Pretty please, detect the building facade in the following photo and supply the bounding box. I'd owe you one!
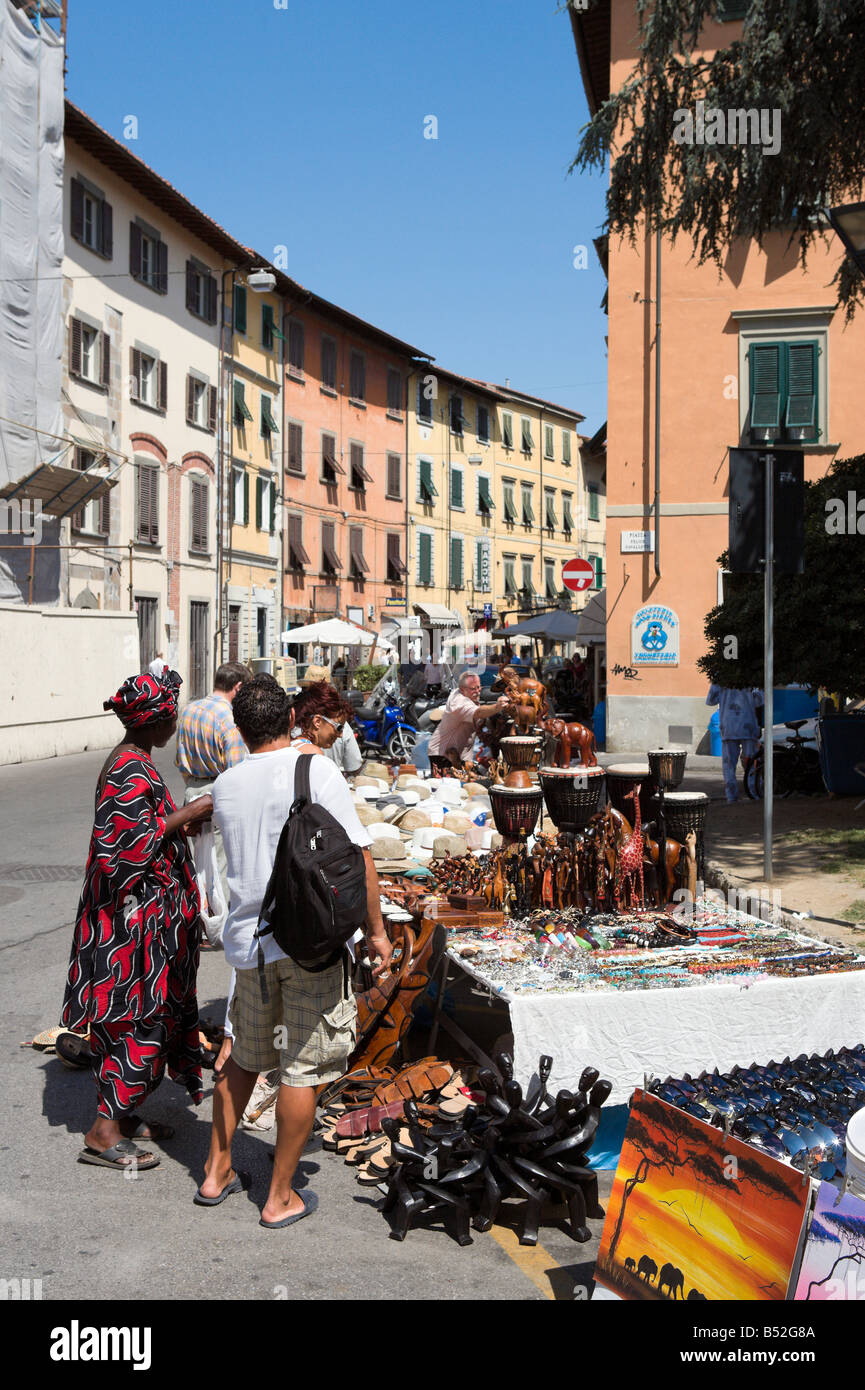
[62,104,253,701]
[570,1,865,751]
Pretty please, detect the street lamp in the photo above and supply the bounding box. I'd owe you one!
[247,268,277,292]
[826,202,865,277]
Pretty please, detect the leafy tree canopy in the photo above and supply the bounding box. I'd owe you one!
[573,1,865,317]
[698,453,865,694]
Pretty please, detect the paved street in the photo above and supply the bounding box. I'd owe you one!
[0,746,611,1302]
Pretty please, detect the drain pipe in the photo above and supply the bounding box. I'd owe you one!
[653,230,662,579]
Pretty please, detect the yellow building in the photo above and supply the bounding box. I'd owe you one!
[406,367,502,641]
[222,275,283,663]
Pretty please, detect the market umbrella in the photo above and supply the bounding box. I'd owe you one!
[492,608,581,641]
[281,617,379,646]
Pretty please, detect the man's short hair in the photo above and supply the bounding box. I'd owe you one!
[214,662,253,692]
[458,670,480,691]
[231,673,292,748]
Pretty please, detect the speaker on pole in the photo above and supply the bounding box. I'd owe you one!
[728,448,804,574]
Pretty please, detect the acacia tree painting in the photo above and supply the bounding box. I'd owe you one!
[796,1189,865,1300]
[572,0,865,318]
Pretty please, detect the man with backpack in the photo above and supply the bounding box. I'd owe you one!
[196,675,392,1228]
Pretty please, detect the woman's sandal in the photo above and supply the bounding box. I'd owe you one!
[343,1134,390,1167]
[120,1116,175,1141]
[78,1139,159,1170]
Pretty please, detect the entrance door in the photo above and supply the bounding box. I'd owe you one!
[189,601,209,699]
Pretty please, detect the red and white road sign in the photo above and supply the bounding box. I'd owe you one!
[561,557,595,592]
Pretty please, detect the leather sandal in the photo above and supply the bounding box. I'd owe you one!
[370,1058,454,1108]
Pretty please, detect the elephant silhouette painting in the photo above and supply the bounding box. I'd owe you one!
[658,1263,685,1299]
[594,1091,810,1300]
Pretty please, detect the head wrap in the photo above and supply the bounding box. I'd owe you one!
[104,668,182,729]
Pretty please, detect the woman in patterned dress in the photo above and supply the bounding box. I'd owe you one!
[63,669,214,1171]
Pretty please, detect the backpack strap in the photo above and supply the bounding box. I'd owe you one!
[253,752,316,1002]
[294,750,313,803]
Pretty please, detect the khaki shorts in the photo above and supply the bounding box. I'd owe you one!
[229,955,357,1088]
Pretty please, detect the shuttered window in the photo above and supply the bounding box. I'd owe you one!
[544,425,554,459]
[587,485,600,522]
[521,485,535,525]
[190,478,209,552]
[521,559,535,595]
[287,422,303,473]
[417,380,433,422]
[233,380,253,426]
[321,432,345,482]
[716,0,748,19]
[503,556,516,596]
[386,453,402,498]
[590,554,604,589]
[418,531,433,585]
[321,521,341,573]
[521,418,533,453]
[477,404,490,443]
[349,351,366,403]
[545,490,557,530]
[450,395,464,435]
[545,561,557,599]
[477,475,494,514]
[419,458,437,503]
[136,463,159,544]
[387,367,402,414]
[262,304,276,351]
[185,261,217,324]
[130,223,167,293]
[261,396,279,437]
[450,536,464,588]
[748,340,819,444]
[562,493,574,535]
[450,466,464,509]
[321,336,337,389]
[287,513,310,567]
[502,481,516,522]
[749,342,782,438]
[562,431,572,464]
[70,179,113,259]
[233,284,247,334]
[288,319,304,374]
[387,532,408,580]
[349,526,369,576]
[231,468,249,526]
[501,412,514,449]
[70,319,110,388]
[71,447,110,537]
[350,443,370,490]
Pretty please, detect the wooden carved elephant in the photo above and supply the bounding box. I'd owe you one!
[542,717,598,768]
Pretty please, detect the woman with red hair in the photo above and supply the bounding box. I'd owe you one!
[291,681,361,773]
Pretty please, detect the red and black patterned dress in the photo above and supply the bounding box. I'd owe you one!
[62,748,203,1118]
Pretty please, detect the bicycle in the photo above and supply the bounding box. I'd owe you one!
[742,720,824,799]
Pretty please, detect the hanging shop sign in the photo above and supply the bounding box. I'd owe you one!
[631,604,679,666]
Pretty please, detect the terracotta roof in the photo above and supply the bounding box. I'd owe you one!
[569,0,611,116]
[467,378,585,422]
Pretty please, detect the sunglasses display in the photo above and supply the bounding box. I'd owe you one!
[651,1046,865,1182]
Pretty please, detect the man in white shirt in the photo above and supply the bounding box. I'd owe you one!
[197,675,391,1228]
[423,658,444,694]
[428,671,508,770]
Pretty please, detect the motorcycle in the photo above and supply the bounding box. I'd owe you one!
[351,673,419,760]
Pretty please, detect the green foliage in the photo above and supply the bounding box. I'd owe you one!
[698,453,865,694]
[352,664,388,692]
[573,0,865,318]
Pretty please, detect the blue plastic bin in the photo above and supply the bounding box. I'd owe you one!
[708,710,722,756]
[592,701,606,749]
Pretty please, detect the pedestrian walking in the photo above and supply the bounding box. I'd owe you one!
[706,683,764,803]
[197,675,392,1227]
[292,681,362,775]
[62,669,213,1171]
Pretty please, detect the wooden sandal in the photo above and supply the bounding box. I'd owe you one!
[344,1135,389,1167]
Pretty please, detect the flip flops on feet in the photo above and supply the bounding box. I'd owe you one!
[259,1190,318,1229]
[193,1171,249,1206]
[78,1139,159,1170]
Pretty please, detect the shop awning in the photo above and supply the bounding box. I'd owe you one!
[492,608,580,641]
[574,587,606,646]
[0,462,115,520]
[413,602,462,627]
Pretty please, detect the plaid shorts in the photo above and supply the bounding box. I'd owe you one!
[229,955,357,1087]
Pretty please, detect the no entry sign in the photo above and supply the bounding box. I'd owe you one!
[561,557,595,592]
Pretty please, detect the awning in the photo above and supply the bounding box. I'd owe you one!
[574,588,606,646]
[0,463,115,520]
[492,608,581,641]
[413,602,462,627]
[281,618,378,645]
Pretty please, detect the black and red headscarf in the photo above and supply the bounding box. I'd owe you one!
[104,669,182,729]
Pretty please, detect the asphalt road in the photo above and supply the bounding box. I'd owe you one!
[0,744,611,1302]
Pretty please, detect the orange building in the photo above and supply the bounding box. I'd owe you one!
[571,1,865,751]
[272,275,430,645]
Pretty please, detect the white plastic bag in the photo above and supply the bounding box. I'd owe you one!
[193,825,227,947]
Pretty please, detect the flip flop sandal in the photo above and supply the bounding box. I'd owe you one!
[78,1139,160,1171]
[56,1032,94,1070]
[259,1189,319,1229]
[193,1171,249,1206]
[123,1117,175,1141]
[23,1025,67,1052]
[356,1142,403,1184]
[437,1089,485,1120]
[343,1135,390,1166]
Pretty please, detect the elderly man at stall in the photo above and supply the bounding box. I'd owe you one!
[428,671,508,772]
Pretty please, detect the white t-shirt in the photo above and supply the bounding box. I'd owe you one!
[212,745,372,970]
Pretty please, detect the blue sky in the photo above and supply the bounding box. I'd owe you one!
[65,0,608,433]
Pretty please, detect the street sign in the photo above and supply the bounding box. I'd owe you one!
[561,557,595,592]
[621,530,655,553]
[483,602,493,619]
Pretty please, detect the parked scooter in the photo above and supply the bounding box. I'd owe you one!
[352,673,419,760]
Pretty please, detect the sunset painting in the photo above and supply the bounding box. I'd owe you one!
[595,1091,809,1301]
[794,1182,865,1301]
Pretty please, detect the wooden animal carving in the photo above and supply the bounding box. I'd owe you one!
[614,786,645,910]
[684,830,697,903]
[642,821,685,906]
[496,667,549,732]
[349,916,437,1073]
[542,718,599,768]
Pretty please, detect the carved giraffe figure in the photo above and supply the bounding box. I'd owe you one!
[614,786,645,910]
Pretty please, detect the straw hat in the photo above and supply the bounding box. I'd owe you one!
[433,834,468,859]
[398,808,432,832]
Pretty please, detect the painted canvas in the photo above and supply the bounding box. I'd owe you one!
[595,1090,810,1301]
[794,1181,865,1301]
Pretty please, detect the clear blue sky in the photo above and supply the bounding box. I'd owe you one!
[65,0,609,433]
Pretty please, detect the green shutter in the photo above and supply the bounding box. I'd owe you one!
[242,470,249,525]
[420,459,437,501]
[419,532,432,584]
[262,303,274,350]
[785,342,818,439]
[749,343,782,434]
[587,486,599,522]
[451,467,463,508]
[593,555,603,588]
[270,478,277,533]
[233,380,253,424]
[503,485,516,522]
[233,284,247,334]
[562,431,571,463]
[255,476,263,530]
[450,537,463,588]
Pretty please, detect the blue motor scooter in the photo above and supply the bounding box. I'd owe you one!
[351,674,418,761]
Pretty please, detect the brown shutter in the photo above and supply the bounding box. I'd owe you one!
[185,261,196,312]
[69,318,82,377]
[158,359,167,411]
[100,199,113,259]
[349,526,368,574]
[321,520,341,572]
[130,221,142,280]
[387,453,401,497]
[387,532,407,578]
[130,348,141,401]
[155,239,168,294]
[70,178,84,241]
[205,274,217,324]
[99,476,111,538]
[208,385,218,432]
[288,422,303,472]
[186,374,195,424]
[149,466,159,543]
[288,513,310,567]
[321,434,345,476]
[101,331,111,388]
[136,465,146,541]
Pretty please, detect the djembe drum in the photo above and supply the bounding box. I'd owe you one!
[539,766,606,833]
[489,785,543,842]
[653,790,709,880]
[499,736,543,772]
[647,747,688,792]
[606,763,654,825]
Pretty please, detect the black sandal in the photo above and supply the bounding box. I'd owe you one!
[78,1138,160,1170]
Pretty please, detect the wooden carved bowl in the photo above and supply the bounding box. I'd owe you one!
[503,768,534,790]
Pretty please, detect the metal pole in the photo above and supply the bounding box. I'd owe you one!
[763,453,774,882]
[128,539,133,610]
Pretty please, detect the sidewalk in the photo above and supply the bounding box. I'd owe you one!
[598,751,865,949]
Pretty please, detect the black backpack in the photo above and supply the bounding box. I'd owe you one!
[254,754,368,994]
